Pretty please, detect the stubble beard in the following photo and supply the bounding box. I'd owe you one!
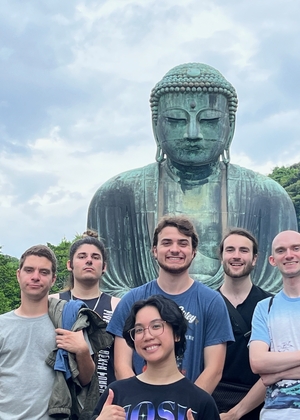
[223,260,254,279]
[157,258,193,275]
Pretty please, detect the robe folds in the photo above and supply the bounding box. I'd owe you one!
[88,161,297,296]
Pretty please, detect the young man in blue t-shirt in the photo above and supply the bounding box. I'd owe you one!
[250,230,300,420]
[107,214,234,394]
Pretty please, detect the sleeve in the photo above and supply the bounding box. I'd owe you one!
[200,400,220,420]
[106,291,136,337]
[227,166,298,293]
[249,298,270,345]
[205,292,234,346]
[87,167,159,297]
[194,388,220,419]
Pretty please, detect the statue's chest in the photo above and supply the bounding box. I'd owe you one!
[161,177,223,223]
[159,178,223,278]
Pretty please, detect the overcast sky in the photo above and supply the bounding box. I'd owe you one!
[1,0,300,258]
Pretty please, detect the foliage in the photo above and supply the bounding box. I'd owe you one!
[268,163,300,230]
[47,238,72,293]
[0,251,20,314]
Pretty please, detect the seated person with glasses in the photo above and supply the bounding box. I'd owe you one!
[91,295,220,420]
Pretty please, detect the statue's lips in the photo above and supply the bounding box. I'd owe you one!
[181,145,204,151]
[180,141,217,150]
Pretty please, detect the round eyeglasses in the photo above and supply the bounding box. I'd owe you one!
[128,320,167,341]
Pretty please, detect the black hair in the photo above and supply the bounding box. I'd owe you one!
[123,295,187,358]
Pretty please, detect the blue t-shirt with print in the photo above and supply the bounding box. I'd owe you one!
[107,279,234,382]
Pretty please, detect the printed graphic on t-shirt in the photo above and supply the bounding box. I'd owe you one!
[102,308,113,323]
[265,380,300,409]
[123,400,197,420]
[176,305,198,377]
[178,305,198,324]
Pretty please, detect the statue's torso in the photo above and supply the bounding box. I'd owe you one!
[88,161,297,294]
[159,162,223,281]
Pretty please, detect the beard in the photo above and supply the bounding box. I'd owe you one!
[157,258,194,275]
[223,260,254,279]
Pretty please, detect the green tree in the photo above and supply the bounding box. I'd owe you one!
[47,238,73,293]
[0,250,20,314]
[269,162,300,230]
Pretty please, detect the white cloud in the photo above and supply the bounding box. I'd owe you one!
[0,125,156,256]
[1,0,300,258]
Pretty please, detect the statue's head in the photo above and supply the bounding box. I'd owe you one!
[150,63,238,165]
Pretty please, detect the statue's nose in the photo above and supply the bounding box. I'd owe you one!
[183,118,203,140]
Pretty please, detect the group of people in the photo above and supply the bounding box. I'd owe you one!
[1,215,300,420]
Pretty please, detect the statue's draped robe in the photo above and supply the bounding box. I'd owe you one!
[88,162,297,296]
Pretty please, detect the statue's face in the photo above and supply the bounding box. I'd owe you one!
[155,92,231,166]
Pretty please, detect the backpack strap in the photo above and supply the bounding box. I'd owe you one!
[268,295,274,313]
[59,290,71,300]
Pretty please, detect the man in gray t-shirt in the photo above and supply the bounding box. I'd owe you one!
[0,244,95,420]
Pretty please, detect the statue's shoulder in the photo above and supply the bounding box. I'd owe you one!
[228,163,289,195]
[98,162,158,192]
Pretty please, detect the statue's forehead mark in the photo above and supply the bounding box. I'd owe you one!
[190,101,196,109]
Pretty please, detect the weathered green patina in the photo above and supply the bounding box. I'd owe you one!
[87,63,297,296]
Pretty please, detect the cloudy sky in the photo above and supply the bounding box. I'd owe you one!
[1,0,300,258]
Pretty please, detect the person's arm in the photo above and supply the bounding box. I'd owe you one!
[55,328,95,386]
[114,336,135,380]
[219,378,266,420]
[261,366,300,386]
[249,340,300,374]
[194,343,226,394]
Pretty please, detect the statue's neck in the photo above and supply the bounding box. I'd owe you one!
[165,158,220,185]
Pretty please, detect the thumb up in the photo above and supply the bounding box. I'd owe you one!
[96,388,126,420]
[103,388,114,407]
[187,408,195,419]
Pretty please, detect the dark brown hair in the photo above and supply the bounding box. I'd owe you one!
[66,230,107,289]
[19,245,57,277]
[219,228,258,257]
[152,214,198,251]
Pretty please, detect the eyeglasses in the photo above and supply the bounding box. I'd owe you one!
[128,319,167,341]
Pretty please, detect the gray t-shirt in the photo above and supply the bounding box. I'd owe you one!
[0,310,56,419]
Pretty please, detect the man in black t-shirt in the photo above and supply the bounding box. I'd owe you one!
[212,228,271,420]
